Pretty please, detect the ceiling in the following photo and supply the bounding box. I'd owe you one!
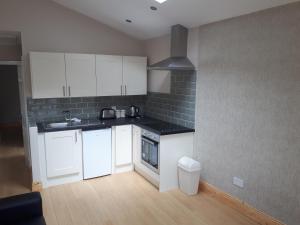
[52,0,299,40]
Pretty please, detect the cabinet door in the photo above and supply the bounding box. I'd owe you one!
[115,125,132,166]
[45,130,82,178]
[132,125,141,164]
[123,56,147,95]
[82,129,112,179]
[30,52,67,99]
[96,55,123,96]
[65,53,96,97]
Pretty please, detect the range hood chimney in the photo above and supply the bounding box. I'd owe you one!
[148,24,195,71]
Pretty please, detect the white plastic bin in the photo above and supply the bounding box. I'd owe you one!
[178,156,201,195]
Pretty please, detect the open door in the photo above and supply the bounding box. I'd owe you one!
[0,31,31,197]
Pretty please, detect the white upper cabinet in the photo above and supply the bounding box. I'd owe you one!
[65,53,96,97]
[30,52,147,98]
[123,56,147,95]
[96,55,123,96]
[96,55,147,96]
[30,52,67,99]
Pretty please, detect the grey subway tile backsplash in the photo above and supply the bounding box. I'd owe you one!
[27,95,146,126]
[144,71,196,129]
[27,71,196,128]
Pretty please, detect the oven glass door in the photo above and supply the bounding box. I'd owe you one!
[141,136,159,172]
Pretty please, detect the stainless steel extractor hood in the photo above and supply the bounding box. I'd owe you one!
[148,24,195,71]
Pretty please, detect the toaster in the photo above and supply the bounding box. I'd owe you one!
[100,108,116,120]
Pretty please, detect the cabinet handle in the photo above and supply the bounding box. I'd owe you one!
[68,86,71,97]
[63,86,66,97]
[75,131,77,143]
[125,85,127,95]
[121,85,123,95]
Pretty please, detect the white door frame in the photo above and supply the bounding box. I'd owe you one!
[18,62,31,167]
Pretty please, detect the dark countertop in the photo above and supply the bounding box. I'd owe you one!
[36,116,195,136]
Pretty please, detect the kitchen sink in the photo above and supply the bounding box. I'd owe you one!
[48,122,68,128]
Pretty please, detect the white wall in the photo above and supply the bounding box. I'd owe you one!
[144,35,171,93]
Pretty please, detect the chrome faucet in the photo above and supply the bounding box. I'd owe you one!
[63,110,71,121]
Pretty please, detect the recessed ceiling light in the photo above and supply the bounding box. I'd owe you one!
[125,19,132,23]
[150,6,158,11]
[155,0,167,3]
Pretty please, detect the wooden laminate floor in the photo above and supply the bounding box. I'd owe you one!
[42,172,259,225]
[0,127,31,198]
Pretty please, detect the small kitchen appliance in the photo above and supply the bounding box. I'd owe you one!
[100,108,116,120]
[141,129,160,174]
[82,129,112,179]
[127,105,140,118]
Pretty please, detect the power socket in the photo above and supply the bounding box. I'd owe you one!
[233,177,244,188]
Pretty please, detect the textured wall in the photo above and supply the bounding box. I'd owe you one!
[195,3,300,225]
[27,96,146,126]
[145,71,196,129]
[0,0,144,97]
[0,66,21,123]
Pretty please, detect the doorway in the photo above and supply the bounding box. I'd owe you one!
[0,32,31,198]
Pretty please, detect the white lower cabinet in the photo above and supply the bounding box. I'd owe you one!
[45,130,82,178]
[132,125,141,164]
[115,125,132,166]
[30,125,194,192]
[30,125,137,188]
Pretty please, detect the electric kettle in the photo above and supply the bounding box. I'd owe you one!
[127,105,140,118]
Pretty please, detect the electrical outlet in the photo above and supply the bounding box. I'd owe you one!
[233,177,244,188]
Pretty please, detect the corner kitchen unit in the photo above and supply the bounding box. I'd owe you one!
[28,50,195,192]
[29,117,194,192]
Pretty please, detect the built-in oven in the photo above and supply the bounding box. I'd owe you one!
[141,129,160,174]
